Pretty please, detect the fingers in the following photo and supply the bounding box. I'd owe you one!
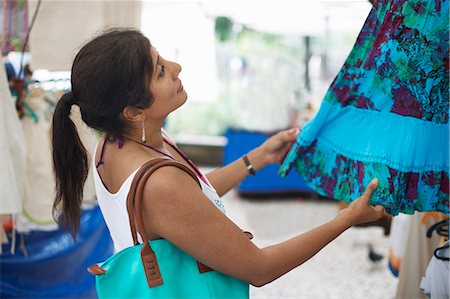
[287,127,300,135]
[373,205,386,218]
[362,178,378,201]
[277,127,300,142]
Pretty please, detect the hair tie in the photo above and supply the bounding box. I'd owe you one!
[61,92,76,106]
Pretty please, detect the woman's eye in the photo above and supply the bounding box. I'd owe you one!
[159,65,165,77]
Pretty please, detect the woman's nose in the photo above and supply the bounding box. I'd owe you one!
[172,61,181,78]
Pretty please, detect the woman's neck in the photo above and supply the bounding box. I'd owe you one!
[144,125,165,148]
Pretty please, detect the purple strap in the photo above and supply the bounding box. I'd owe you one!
[162,137,210,187]
[96,134,125,168]
[116,134,124,148]
[95,138,108,168]
[141,142,176,161]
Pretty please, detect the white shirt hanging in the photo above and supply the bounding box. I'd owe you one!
[0,64,27,215]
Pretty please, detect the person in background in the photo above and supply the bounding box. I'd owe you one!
[51,28,386,291]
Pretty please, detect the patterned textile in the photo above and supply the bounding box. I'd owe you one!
[279,0,449,216]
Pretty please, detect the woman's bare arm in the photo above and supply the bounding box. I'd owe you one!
[142,167,385,287]
[205,147,265,197]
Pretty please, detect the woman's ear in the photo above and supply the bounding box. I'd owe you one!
[122,106,144,122]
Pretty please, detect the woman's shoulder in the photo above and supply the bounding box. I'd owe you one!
[140,162,202,204]
[94,135,158,194]
[143,161,200,189]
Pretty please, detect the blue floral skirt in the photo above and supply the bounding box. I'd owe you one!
[279,0,449,216]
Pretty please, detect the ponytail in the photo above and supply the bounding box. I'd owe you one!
[51,92,89,238]
[51,29,154,237]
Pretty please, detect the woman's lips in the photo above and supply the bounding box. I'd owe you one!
[178,82,183,92]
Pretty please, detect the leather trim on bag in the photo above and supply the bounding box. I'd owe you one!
[87,264,107,275]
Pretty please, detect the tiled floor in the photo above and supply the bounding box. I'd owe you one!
[222,189,398,299]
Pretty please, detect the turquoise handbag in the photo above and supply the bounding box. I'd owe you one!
[88,159,250,299]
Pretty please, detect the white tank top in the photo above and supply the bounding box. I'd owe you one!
[93,142,226,253]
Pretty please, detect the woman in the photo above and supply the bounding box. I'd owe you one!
[52,28,386,289]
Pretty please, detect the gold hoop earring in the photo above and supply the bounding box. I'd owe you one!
[141,119,147,143]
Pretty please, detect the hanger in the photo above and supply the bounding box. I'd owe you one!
[426,219,449,238]
[433,242,449,261]
[427,219,449,261]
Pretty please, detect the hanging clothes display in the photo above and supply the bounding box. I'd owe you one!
[420,217,449,299]
[420,241,449,298]
[420,243,449,299]
[16,86,98,232]
[388,214,412,277]
[18,87,57,230]
[388,212,446,278]
[0,62,27,216]
[279,0,449,216]
[394,213,444,299]
[0,82,110,297]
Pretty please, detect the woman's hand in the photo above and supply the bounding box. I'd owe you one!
[337,179,387,228]
[206,127,299,195]
[248,128,300,171]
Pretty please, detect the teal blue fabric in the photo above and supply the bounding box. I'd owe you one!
[291,101,448,173]
[95,239,249,299]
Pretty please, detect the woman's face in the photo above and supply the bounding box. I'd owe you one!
[147,46,187,117]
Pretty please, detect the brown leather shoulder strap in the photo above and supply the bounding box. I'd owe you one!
[126,158,201,245]
[87,158,254,280]
[126,158,164,245]
[126,158,201,287]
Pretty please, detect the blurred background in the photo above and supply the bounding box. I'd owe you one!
[23,0,372,137]
[2,1,442,298]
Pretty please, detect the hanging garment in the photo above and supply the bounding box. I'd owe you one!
[388,214,412,277]
[16,87,98,232]
[0,62,27,215]
[388,212,445,280]
[420,240,449,299]
[394,213,443,299]
[19,87,56,230]
[279,0,449,216]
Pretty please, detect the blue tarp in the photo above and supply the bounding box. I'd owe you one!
[1,205,113,298]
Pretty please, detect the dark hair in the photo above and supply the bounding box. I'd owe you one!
[52,28,154,237]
